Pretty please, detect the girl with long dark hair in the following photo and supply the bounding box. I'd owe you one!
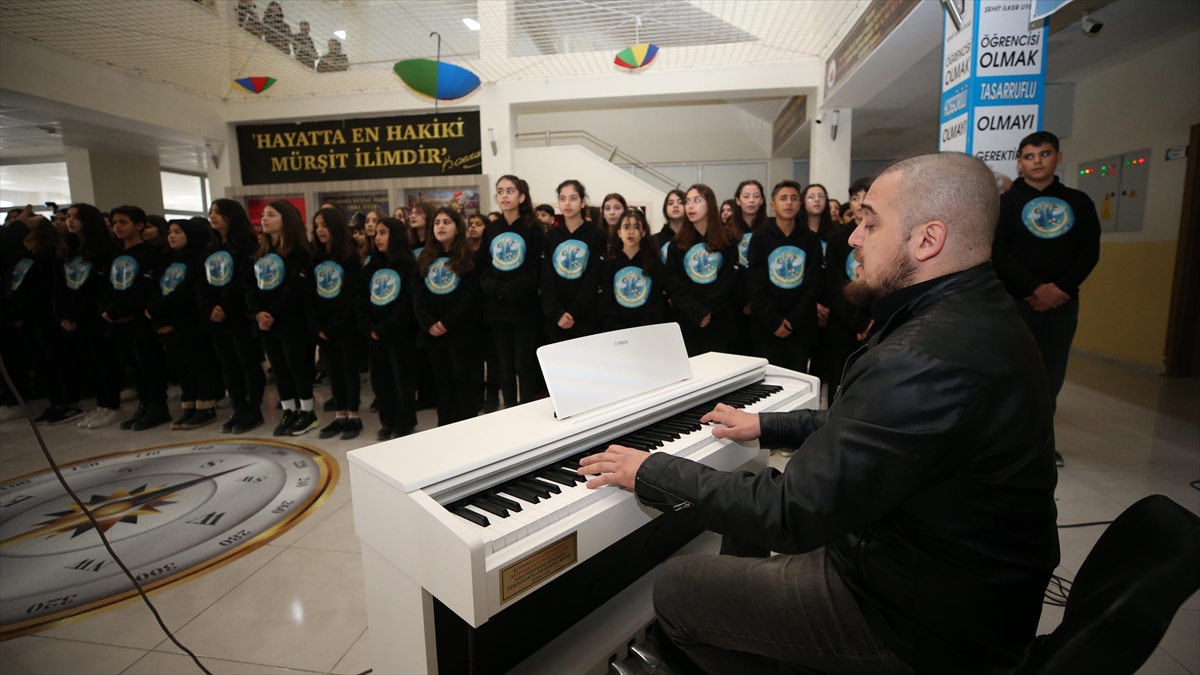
[665,185,737,356]
[414,207,482,425]
[309,207,364,439]
[478,175,543,407]
[599,209,668,331]
[542,179,606,342]
[358,217,418,440]
[601,192,628,251]
[56,203,124,428]
[200,199,265,433]
[408,201,435,256]
[248,200,317,436]
[655,189,687,262]
[728,180,766,356]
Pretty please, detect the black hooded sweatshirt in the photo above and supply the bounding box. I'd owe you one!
[477,214,543,324]
[146,218,211,340]
[823,222,872,339]
[540,219,606,332]
[308,249,363,343]
[54,243,113,335]
[196,238,254,334]
[413,254,481,345]
[357,254,417,344]
[102,240,161,323]
[747,218,825,344]
[664,236,737,338]
[4,247,57,325]
[992,176,1101,300]
[598,247,669,331]
[246,242,313,338]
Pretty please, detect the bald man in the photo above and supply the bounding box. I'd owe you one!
[579,153,1060,674]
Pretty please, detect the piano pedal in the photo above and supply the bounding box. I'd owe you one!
[629,641,664,669]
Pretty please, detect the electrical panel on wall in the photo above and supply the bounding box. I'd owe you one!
[1077,149,1149,232]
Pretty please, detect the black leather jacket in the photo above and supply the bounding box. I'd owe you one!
[635,263,1060,674]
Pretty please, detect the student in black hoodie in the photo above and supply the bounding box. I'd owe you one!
[542,180,606,342]
[56,203,125,429]
[666,184,737,356]
[599,208,668,331]
[249,200,318,437]
[821,215,872,391]
[655,189,687,263]
[478,175,543,407]
[6,215,83,425]
[747,180,825,372]
[414,207,482,425]
[728,180,766,356]
[102,205,170,431]
[358,217,418,440]
[199,200,265,434]
[309,207,364,440]
[993,131,1101,467]
[146,218,217,429]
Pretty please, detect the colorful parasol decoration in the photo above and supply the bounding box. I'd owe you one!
[233,77,277,94]
[393,59,481,100]
[614,43,659,70]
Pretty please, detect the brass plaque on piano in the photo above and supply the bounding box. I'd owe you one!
[500,532,578,602]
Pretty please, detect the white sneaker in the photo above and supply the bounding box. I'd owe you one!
[77,407,101,427]
[0,405,22,423]
[87,407,123,429]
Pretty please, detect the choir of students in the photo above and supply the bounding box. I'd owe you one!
[0,173,873,436]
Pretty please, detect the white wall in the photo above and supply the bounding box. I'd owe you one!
[1060,30,1200,244]
[515,146,668,230]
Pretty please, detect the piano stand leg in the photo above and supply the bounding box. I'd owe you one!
[361,541,439,674]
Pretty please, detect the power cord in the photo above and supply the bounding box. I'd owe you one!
[1043,520,1115,606]
[0,355,214,675]
[1191,480,1199,491]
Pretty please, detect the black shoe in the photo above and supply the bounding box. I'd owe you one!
[1054,451,1065,468]
[44,406,84,426]
[376,427,393,441]
[132,406,171,431]
[183,408,217,429]
[323,398,336,412]
[391,426,415,439]
[481,385,500,413]
[340,418,363,440]
[233,410,265,434]
[318,418,345,439]
[313,374,331,388]
[221,413,239,433]
[121,403,149,430]
[33,406,59,425]
[289,410,319,436]
[274,409,296,436]
[369,399,378,413]
[171,408,197,430]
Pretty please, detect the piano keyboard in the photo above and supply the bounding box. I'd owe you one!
[447,382,784,552]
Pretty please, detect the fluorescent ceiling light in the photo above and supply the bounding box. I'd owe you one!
[462,17,480,30]
[334,30,347,40]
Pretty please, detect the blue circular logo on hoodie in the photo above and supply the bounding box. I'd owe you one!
[614,266,650,308]
[10,258,33,292]
[370,268,401,306]
[110,255,139,291]
[846,251,861,282]
[1022,197,1074,239]
[683,243,722,285]
[314,260,344,299]
[254,254,284,291]
[660,241,670,265]
[738,232,753,267]
[64,256,92,290]
[553,240,589,280]
[768,246,806,289]
[159,263,187,295]
[205,251,233,287]
[490,232,526,272]
[425,257,460,295]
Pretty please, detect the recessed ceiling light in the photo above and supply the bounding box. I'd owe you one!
[462,17,480,30]
[334,30,347,40]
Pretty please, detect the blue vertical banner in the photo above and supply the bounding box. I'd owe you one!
[939,0,1048,181]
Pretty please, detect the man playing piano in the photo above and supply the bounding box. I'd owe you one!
[580,152,1060,675]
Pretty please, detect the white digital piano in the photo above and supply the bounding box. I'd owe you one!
[349,324,820,674]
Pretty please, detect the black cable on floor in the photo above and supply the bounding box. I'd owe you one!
[0,355,214,675]
[1044,574,1072,607]
[1057,521,1114,529]
[1191,480,1199,491]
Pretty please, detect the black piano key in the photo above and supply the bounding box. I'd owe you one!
[654,421,691,433]
[527,477,563,494]
[536,470,577,487]
[516,479,555,498]
[451,506,489,528]
[546,467,588,484]
[642,429,677,442]
[499,485,543,504]
[469,499,510,518]
[483,494,522,512]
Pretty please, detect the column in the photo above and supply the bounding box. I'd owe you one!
[809,108,851,202]
[63,146,164,213]
[478,1,515,201]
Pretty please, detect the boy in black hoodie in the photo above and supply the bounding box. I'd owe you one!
[103,205,171,431]
[147,218,218,429]
[993,131,1101,467]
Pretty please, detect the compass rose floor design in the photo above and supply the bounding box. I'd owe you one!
[0,356,1197,674]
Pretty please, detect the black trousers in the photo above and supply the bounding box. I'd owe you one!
[165,333,220,403]
[428,338,482,426]
[753,330,812,374]
[1016,299,1079,405]
[414,346,438,409]
[321,337,362,412]
[21,319,78,407]
[260,333,314,404]
[211,328,266,414]
[0,324,28,405]
[70,330,123,410]
[369,339,416,430]
[819,327,864,391]
[111,321,167,407]
[680,324,732,358]
[490,320,541,406]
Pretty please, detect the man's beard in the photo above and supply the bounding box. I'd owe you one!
[844,247,917,307]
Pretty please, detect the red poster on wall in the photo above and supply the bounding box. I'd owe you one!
[247,196,306,234]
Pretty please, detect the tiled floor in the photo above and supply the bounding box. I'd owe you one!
[0,353,1197,674]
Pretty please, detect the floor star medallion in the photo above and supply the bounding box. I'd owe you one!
[0,439,338,638]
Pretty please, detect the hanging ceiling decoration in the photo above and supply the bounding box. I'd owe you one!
[614,42,659,70]
[394,31,481,112]
[233,76,277,94]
